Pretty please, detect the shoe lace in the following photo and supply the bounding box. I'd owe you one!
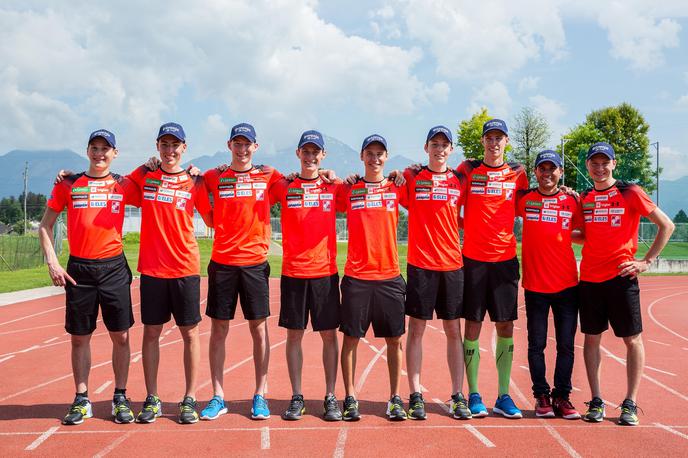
[143,397,159,412]
[254,396,267,410]
[617,402,643,415]
[584,399,604,411]
[344,397,357,411]
[179,399,196,413]
[288,397,303,413]
[114,397,131,413]
[207,397,222,409]
[325,396,338,410]
[69,399,87,414]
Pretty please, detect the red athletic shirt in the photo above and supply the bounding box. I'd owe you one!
[404,166,466,271]
[128,166,212,278]
[269,177,342,278]
[457,160,529,262]
[47,173,140,259]
[580,181,656,283]
[204,165,283,266]
[335,178,408,280]
[516,189,583,293]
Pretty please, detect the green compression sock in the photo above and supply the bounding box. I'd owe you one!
[463,338,480,394]
[496,336,514,396]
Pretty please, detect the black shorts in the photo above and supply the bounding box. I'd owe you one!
[279,274,340,331]
[461,256,519,323]
[206,260,270,321]
[339,275,406,338]
[579,276,642,337]
[65,253,133,336]
[140,274,201,327]
[405,264,463,320]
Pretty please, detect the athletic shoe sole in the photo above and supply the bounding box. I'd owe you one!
[470,410,489,418]
[619,419,639,426]
[201,407,228,421]
[282,413,304,421]
[342,415,361,421]
[535,411,556,418]
[387,414,407,421]
[179,416,199,424]
[583,415,605,423]
[493,407,523,419]
[560,413,581,420]
[114,416,135,424]
[408,414,427,420]
[251,413,271,420]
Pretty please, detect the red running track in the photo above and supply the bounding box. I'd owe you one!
[0,277,687,457]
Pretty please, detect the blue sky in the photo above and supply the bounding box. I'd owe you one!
[1,0,687,179]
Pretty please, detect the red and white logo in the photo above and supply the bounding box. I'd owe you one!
[611,215,621,227]
[111,201,120,214]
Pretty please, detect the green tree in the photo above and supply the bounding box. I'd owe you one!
[561,103,654,192]
[270,201,281,217]
[512,106,551,179]
[0,196,22,225]
[674,209,688,223]
[456,108,492,160]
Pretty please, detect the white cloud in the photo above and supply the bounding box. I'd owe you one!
[529,95,567,139]
[658,145,688,180]
[676,94,688,109]
[467,81,512,118]
[518,76,540,93]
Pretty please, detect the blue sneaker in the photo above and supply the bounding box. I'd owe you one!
[468,392,488,418]
[201,395,228,420]
[251,394,270,420]
[493,394,523,419]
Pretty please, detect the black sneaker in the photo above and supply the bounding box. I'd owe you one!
[583,396,605,423]
[137,394,163,423]
[323,394,342,421]
[618,398,640,426]
[282,394,305,420]
[112,394,135,424]
[343,395,361,421]
[386,395,407,421]
[178,396,199,424]
[63,396,92,425]
[450,393,472,420]
[408,392,426,420]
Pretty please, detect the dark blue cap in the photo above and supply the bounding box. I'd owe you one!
[482,118,508,136]
[88,129,116,148]
[587,142,615,160]
[426,125,453,144]
[361,134,387,152]
[229,123,257,143]
[298,130,325,149]
[157,122,186,142]
[534,150,562,168]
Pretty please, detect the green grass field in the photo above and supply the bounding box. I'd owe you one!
[1,237,686,294]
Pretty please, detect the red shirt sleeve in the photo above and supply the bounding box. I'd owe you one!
[269,167,284,186]
[335,183,351,213]
[121,177,141,207]
[571,195,584,230]
[629,185,657,217]
[397,181,409,209]
[193,176,212,215]
[516,167,529,191]
[515,190,527,218]
[127,165,148,186]
[269,177,289,205]
[46,182,67,212]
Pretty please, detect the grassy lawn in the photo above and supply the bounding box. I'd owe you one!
[1,236,686,294]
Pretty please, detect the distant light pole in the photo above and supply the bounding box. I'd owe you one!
[650,141,659,206]
[23,161,28,235]
[561,137,571,187]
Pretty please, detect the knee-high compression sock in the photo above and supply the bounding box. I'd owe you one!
[496,336,514,396]
[463,338,480,394]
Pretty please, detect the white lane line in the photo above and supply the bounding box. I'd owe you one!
[465,425,497,448]
[356,345,386,393]
[94,380,113,394]
[603,400,619,409]
[647,339,670,346]
[333,428,348,458]
[603,355,676,376]
[647,291,688,343]
[43,337,59,344]
[92,431,133,457]
[427,324,438,330]
[574,344,583,350]
[542,423,582,458]
[519,365,529,371]
[514,326,521,330]
[260,426,270,450]
[654,423,688,440]
[0,305,64,327]
[432,397,449,413]
[0,355,15,364]
[0,323,63,336]
[131,355,142,363]
[24,426,59,451]
[479,347,487,352]
[0,345,41,358]
[572,386,581,392]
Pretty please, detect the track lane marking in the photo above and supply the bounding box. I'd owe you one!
[647,291,688,343]
[333,428,348,458]
[92,431,133,457]
[94,380,112,394]
[431,397,496,448]
[0,355,15,364]
[24,426,59,450]
[260,426,270,450]
[654,423,688,440]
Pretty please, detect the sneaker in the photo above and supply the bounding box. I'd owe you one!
[137,394,163,423]
[178,396,199,424]
[112,394,135,424]
[450,393,472,420]
[251,394,270,420]
[534,394,555,418]
[62,396,92,425]
[323,394,342,421]
[583,397,605,423]
[493,394,523,419]
[342,395,361,421]
[282,395,305,421]
[408,392,427,420]
[468,392,488,418]
[386,395,407,421]
[552,396,581,420]
[618,398,639,426]
[201,395,228,420]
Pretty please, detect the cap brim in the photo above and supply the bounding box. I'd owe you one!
[587,152,614,160]
[230,134,256,143]
[483,127,508,136]
[298,141,324,149]
[89,135,116,148]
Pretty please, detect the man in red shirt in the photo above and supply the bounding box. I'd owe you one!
[39,129,140,425]
[457,119,529,418]
[336,134,409,421]
[516,150,583,420]
[579,142,674,426]
[403,126,471,420]
[269,130,343,421]
[128,123,213,425]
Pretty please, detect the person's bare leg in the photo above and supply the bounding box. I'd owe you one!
[142,324,163,396]
[584,333,603,399]
[623,334,644,402]
[286,329,305,396]
[406,317,426,394]
[71,334,92,393]
[208,318,230,398]
[341,335,359,397]
[179,324,200,399]
[249,318,269,395]
[109,330,130,390]
[386,336,403,398]
[443,319,464,395]
[320,330,339,395]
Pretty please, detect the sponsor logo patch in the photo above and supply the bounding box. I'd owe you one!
[90,193,107,200]
[72,201,88,209]
[158,188,175,196]
[611,215,622,227]
[432,194,448,201]
[609,208,625,215]
[219,190,234,198]
[146,178,162,186]
[595,194,609,201]
[111,201,121,213]
[143,185,158,192]
[593,216,608,223]
[157,195,174,204]
[143,192,156,200]
[542,215,557,223]
[176,198,187,210]
[287,200,302,208]
[415,193,431,200]
[236,190,252,197]
[366,200,383,208]
[71,186,90,193]
[72,194,88,200]
[90,201,107,208]
[220,177,237,183]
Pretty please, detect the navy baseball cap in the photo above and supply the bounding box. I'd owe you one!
[298,130,325,149]
[587,142,615,160]
[229,123,257,143]
[426,125,453,144]
[482,119,508,136]
[88,129,116,148]
[157,122,186,142]
[534,150,562,168]
[361,134,387,152]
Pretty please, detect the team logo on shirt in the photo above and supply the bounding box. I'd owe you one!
[111,201,121,214]
[176,198,187,210]
[323,200,331,212]
[256,190,265,201]
[450,195,458,206]
[90,201,107,208]
[562,218,570,230]
[505,190,513,200]
[386,199,395,211]
[611,215,622,227]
